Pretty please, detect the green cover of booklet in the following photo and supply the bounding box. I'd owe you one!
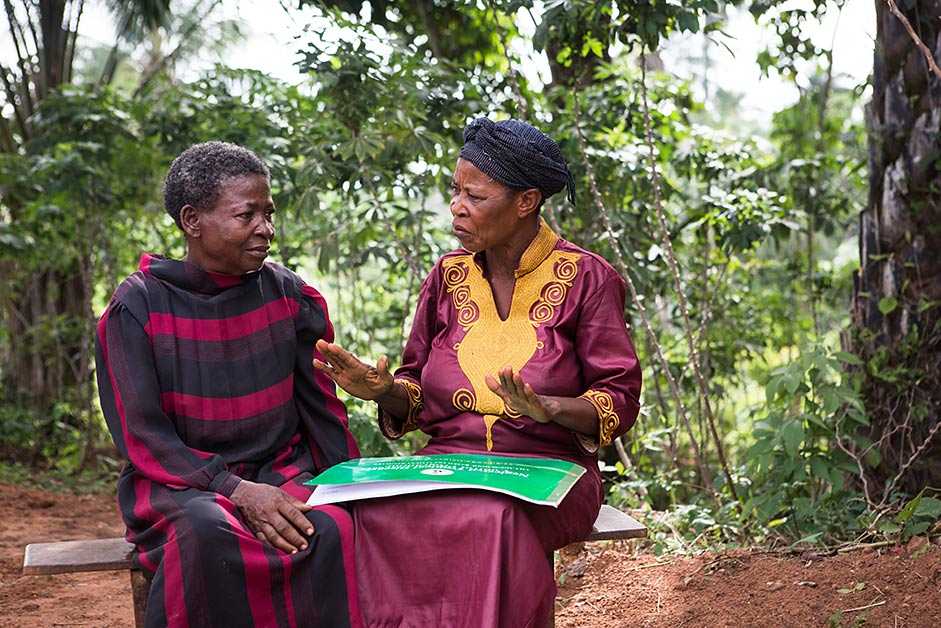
[305,453,586,508]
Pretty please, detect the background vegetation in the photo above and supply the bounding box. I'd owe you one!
[2,0,939,555]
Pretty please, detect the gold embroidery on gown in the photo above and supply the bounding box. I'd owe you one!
[579,389,620,447]
[442,221,581,450]
[397,378,424,432]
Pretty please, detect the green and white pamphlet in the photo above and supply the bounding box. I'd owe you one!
[305,453,585,508]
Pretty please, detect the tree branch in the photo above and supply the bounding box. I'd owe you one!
[571,85,716,500]
[0,60,30,142]
[133,0,224,99]
[63,0,85,84]
[489,0,528,121]
[413,0,443,61]
[0,113,17,153]
[3,0,37,120]
[357,156,424,283]
[638,57,740,508]
[885,0,941,80]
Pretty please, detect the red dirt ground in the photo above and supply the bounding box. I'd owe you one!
[1,481,939,627]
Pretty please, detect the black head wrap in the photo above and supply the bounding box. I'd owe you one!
[459,117,576,205]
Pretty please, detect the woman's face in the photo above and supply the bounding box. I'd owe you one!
[182,173,275,275]
[449,158,522,253]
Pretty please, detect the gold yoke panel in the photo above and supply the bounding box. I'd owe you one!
[442,248,581,449]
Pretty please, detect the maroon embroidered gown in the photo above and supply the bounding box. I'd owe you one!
[354,221,642,627]
[96,254,362,628]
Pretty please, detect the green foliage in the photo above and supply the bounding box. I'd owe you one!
[535,0,726,57]
[3,0,920,559]
[749,0,836,79]
[0,461,120,494]
[0,86,163,461]
[640,502,745,556]
[305,0,508,69]
[873,488,941,544]
[741,346,869,542]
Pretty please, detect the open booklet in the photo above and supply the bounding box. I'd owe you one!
[305,453,586,508]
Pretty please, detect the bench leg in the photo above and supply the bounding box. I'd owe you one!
[547,551,556,628]
[130,569,151,628]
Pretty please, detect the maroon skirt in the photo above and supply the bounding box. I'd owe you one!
[352,471,602,628]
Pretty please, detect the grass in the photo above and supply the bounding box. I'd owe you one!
[0,460,121,495]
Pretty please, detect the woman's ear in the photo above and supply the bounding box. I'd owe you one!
[516,189,543,219]
[179,205,200,238]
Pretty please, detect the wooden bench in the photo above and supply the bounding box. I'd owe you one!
[22,504,646,628]
[580,503,647,543]
[23,536,150,628]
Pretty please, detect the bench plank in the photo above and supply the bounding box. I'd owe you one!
[23,537,136,575]
[586,504,647,541]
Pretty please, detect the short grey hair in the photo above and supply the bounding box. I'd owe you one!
[163,141,270,229]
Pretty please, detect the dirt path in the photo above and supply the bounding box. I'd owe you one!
[1,482,938,627]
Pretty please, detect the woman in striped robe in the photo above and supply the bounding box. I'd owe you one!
[95,141,361,628]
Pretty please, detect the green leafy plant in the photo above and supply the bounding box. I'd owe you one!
[873,488,941,547]
[740,346,869,543]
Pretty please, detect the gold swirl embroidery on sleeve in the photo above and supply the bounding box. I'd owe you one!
[541,281,567,306]
[398,378,424,432]
[443,259,470,287]
[579,389,620,447]
[451,284,471,310]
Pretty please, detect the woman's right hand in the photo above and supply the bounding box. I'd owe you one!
[314,339,394,401]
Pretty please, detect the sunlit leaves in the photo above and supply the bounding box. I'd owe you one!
[750,0,834,80]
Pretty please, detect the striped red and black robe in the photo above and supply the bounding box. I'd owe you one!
[95,253,362,628]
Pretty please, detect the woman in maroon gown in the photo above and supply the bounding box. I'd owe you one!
[316,118,642,627]
[96,141,362,627]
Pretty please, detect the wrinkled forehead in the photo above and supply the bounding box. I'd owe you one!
[452,158,517,191]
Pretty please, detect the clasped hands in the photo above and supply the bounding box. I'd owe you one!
[312,339,552,422]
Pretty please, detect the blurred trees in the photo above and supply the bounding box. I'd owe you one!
[2,0,939,548]
[0,0,239,465]
[0,0,170,464]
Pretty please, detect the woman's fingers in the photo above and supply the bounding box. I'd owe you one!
[485,373,503,395]
[233,482,315,554]
[315,339,374,375]
[282,494,314,530]
[376,355,390,376]
[315,340,344,366]
[269,507,312,553]
[492,367,525,406]
[258,519,304,554]
[489,368,550,422]
[497,366,525,397]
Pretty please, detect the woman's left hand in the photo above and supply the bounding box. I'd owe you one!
[485,366,552,423]
[230,480,314,554]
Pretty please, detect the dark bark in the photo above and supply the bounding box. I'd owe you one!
[852,0,941,497]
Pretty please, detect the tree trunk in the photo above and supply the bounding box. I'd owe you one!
[852,0,941,497]
[2,263,91,455]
